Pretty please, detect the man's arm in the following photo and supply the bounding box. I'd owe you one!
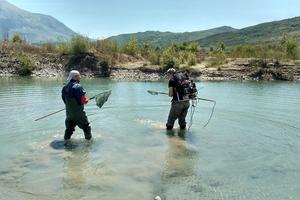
[168,87,173,97]
[81,95,88,105]
[61,87,66,104]
[168,79,174,97]
[73,84,88,105]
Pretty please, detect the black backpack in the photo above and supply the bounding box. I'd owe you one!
[173,72,197,100]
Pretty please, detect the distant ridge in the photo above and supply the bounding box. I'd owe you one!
[195,16,300,47]
[108,17,300,48]
[108,26,236,47]
[0,0,76,42]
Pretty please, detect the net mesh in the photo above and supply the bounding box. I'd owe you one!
[94,90,112,108]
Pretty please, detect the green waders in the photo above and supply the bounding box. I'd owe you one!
[64,98,91,140]
[166,100,190,129]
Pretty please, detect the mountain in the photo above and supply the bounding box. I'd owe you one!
[0,0,76,43]
[107,26,236,47]
[196,17,300,47]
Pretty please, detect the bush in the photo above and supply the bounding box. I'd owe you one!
[187,42,199,52]
[69,35,91,55]
[148,51,161,65]
[42,42,56,53]
[162,46,178,68]
[162,60,175,71]
[12,33,24,43]
[281,35,299,59]
[231,45,257,58]
[57,42,70,55]
[209,44,226,66]
[1,40,9,50]
[95,39,119,54]
[230,36,300,60]
[16,53,34,76]
[99,60,110,77]
[187,52,197,66]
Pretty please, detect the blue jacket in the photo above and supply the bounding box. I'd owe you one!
[62,79,86,105]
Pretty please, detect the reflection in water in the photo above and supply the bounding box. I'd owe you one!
[61,142,92,200]
[157,130,198,200]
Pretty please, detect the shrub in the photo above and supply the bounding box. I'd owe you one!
[42,42,56,53]
[281,35,299,59]
[162,47,177,70]
[187,42,199,52]
[187,52,197,66]
[95,39,119,54]
[99,60,110,77]
[12,33,24,43]
[229,43,287,60]
[69,35,91,55]
[57,42,70,55]
[16,53,34,76]
[148,51,161,65]
[209,44,226,66]
[231,45,257,58]
[1,40,9,50]
[162,60,175,71]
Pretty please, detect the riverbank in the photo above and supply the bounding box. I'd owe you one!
[1,50,300,81]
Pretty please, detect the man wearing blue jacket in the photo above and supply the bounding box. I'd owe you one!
[62,70,91,141]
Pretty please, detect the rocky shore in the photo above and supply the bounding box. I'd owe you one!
[1,50,300,81]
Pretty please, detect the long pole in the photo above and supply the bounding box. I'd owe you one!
[34,95,97,122]
[34,108,66,121]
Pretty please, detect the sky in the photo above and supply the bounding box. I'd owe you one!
[6,0,300,39]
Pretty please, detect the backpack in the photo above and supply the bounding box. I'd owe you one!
[173,72,197,100]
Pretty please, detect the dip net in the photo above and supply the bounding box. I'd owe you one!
[94,90,112,108]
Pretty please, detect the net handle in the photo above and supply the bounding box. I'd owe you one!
[147,90,168,95]
[35,90,112,121]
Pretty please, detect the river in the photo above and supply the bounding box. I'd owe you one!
[0,78,299,200]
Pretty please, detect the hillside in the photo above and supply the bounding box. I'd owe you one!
[0,0,76,43]
[196,17,300,47]
[108,26,236,47]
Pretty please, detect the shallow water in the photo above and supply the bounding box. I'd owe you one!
[0,78,299,200]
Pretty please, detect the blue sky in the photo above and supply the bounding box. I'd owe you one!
[7,0,300,39]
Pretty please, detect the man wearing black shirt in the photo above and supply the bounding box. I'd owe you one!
[165,68,190,130]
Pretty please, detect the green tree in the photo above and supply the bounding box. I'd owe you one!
[125,36,138,56]
[140,42,150,57]
[219,42,225,51]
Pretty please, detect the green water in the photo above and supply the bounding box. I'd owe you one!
[0,78,299,200]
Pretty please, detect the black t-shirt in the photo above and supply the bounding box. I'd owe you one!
[169,78,183,101]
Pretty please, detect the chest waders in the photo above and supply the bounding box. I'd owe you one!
[64,98,91,140]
